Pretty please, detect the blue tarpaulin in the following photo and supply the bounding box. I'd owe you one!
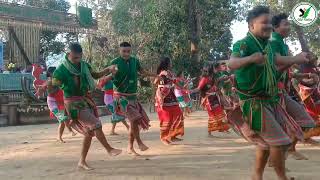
[0,41,3,71]
[0,73,46,92]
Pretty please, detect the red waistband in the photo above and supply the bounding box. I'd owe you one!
[105,90,114,95]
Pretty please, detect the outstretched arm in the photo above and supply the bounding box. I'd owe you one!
[91,65,118,79]
[191,77,207,93]
[139,68,157,78]
[275,52,309,67]
[294,73,319,87]
[299,78,318,87]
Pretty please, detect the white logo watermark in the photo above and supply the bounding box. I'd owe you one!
[291,2,318,27]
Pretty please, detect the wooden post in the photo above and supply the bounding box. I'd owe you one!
[8,27,32,66]
[7,104,18,126]
[0,95,9,105]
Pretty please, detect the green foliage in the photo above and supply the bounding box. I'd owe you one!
[25,0,71,11]
[137,86,154,104]
[80,0,240,77]
[107,0,240,77]
[78,0,241,101]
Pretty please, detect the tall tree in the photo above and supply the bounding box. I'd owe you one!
[109,0,240,76]
[188,0,201,62]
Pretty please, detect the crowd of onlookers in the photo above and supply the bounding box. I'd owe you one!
[0,67,27,74]
[0,64,38,74]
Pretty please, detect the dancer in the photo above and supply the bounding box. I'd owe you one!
[228,6,309,180]
[52,43,122,170]
[97,75,129,135]
[192,66,230,137]
[215,63,232,95]
[271,13,316,160]
[154,57,184,145]
[111,42,156,156]
[294,53,320,141]
[215,63,239,105]
[39,66,76,143]
[185,74,195,113]
[175,71,192,116]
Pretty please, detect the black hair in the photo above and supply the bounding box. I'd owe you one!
[157,57,171,74]
[199,67,215,98]
[120,42,131,47]
[47,67,56,78]
[202,64,214,77]
[271,13,288,28]
[246,5,270,23]
[69,43,83,53]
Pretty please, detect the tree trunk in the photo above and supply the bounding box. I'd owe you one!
[294,25,310,52]
[188,0,201,62]
[87,36,93,63]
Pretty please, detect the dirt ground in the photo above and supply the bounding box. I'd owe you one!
[0,111,319,180]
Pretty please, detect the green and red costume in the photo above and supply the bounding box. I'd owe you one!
[271,32,315,129]
[53,55,101,137]
[231,32,303,149]
[111,56,150,130]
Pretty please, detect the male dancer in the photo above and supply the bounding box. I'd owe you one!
[229,6,309,180]
[271,13,316,160]
[53,43,122,170]
[111,42,156,156]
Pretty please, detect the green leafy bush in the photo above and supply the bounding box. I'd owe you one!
[137,86,154,104]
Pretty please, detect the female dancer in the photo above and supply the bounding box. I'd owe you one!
[193,66,230,137]
[175,71,192,116]
[155,57,184,145]
[97,75,129,135]
[44,67,76,143]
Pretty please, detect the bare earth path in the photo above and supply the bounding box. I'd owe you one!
[0,111,319,180]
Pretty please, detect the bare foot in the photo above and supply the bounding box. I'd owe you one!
[161,139,171,145]
[138,143,149,151]
[289,151,308,160]
[110,132,119,136]
[304,138,320,146]
[127,148,140,156]
[108,148,122,156]
[77,162,94,171]
[171,137,183,142]
[57,137,65,143]
[251,173,263,180]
